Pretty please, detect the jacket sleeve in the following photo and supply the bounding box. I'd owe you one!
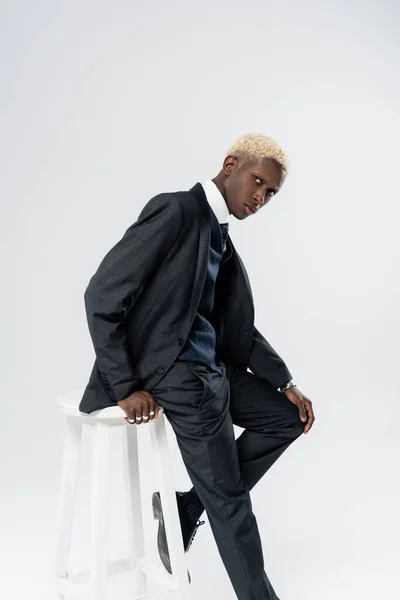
[84,193,183,403]
[248,325,293,389]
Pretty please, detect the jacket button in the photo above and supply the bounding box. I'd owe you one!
[178,338,185,346]
[157,367,164,375]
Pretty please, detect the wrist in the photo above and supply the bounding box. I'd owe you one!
[278,380,296,393]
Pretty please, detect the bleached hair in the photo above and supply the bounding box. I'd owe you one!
[225,133,289,173]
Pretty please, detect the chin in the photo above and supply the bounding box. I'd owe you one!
[234,206,249,220]
[229,205,244,220]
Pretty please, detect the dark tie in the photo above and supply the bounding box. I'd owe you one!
[220,222,229,252]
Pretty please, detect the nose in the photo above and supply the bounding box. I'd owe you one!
[253,191,265,207]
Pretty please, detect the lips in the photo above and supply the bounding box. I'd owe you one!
[245,203,257,214]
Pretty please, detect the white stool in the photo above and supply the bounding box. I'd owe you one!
[55,390,191,600]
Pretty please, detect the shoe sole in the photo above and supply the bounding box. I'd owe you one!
[152,492,191,584]
[152,491,163,523]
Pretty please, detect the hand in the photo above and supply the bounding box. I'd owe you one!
[284,387,315,434]
[117,390,160,425]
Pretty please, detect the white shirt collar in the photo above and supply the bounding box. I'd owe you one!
[201,179,230,224]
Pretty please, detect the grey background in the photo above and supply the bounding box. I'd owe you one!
[1,1,399,598]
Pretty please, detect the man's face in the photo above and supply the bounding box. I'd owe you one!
[223,156,286,219]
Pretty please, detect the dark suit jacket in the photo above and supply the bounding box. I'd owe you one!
[79,182,292,413]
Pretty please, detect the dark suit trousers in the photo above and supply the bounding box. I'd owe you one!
[151,361,304,600]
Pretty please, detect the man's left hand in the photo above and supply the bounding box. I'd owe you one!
[284,387,315,434]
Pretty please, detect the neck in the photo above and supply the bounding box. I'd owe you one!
[211,174,230,214]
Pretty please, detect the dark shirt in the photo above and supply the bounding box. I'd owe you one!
[176,205,231,373]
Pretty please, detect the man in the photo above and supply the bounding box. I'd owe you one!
[79,133,315,600]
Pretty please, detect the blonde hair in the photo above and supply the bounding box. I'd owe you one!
[225,133,289,173]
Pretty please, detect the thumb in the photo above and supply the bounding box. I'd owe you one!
[299,401,307,422]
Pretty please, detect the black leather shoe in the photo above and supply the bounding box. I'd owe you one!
[152,491,205,579]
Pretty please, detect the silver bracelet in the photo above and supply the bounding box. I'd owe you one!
[278,380,296,393]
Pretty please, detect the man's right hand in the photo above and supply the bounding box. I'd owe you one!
[117,390,160,425]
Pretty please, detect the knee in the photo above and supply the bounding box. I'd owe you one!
[290,420,305,439]
[280,412,304,440]
[260,417,303,440]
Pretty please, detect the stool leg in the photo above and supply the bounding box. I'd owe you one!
[149,412,191,598]
[55,415,82,596]
[90,422,110,600]
[122,425,147,595]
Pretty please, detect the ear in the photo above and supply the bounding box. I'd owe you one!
[223,155,239,176]
[279,168,287,186]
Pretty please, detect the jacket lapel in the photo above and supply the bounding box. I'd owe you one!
[228,236,254,303]
[187,183,211,323]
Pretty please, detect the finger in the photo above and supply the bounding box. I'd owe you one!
[304,418,312,433]
[125,415,136,425]
[124,406,137,424]
[149,395,160,420]
[147,396,156,421]
[141,400,150,424]
[134,405,143,426]
[298,400,307,422]
[304,402,315,433]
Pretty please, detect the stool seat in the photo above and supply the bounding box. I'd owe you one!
[54,389,191,600]
[56,389,136,424]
